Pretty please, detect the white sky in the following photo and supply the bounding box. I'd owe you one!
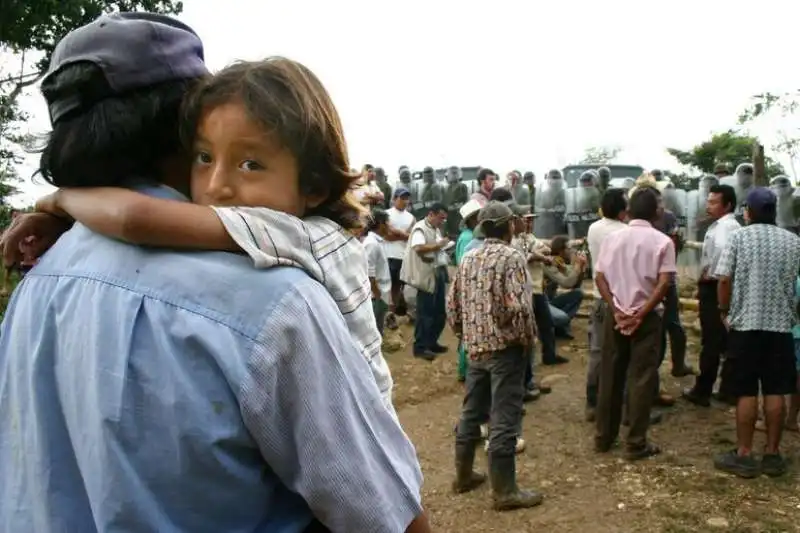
[10,0,800,206]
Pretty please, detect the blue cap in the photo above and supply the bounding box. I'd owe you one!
[745,187,777,211]
[393,187,411,198]
[42,12,208,123]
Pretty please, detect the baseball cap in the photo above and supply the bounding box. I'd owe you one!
[42,12,208,123]
[475,201,514,233]
[745,187,777,211]
[393,187,411,198]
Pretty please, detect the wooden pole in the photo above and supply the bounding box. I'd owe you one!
[753,141,767,186]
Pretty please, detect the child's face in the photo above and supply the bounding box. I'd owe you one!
[190,102,309,216]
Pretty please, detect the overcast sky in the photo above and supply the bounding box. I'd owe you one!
[11,0,800,206]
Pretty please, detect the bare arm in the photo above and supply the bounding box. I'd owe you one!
[38,188,240,252]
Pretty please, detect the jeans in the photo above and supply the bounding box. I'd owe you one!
[586,298,607,407]
[658,283,687,380]
[455,345,527,457]
[414,266,447,353]
[533,293,557,363]
[550,288,584,335]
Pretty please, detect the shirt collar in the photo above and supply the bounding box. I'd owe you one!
[368,231,385,243]
[483,238,508,246]
[628,219,653,228]
[717,213,737,224]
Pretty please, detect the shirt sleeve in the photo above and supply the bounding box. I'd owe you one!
[714,232,737,279]
[409,229,426,248]
[239,279,423,533]
[658,235,677,274]
[212,207,324,281]
[364,239,378,278]
[446,265,463,338]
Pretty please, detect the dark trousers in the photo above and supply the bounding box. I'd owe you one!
[656,283,687,393]
[372,298,388,337]
[659,283,687,368]
[532,293,557,363]
[413,267,447,352]
[694,280,732,397]
[456,345,527,457]
[596,308,662,450]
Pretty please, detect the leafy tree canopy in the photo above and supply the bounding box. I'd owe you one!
[667,130,784,177]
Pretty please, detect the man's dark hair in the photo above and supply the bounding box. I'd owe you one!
[428,202,447,215]
[550,235,569,254]
[490,187,513,202]
[601,188,627,220]
[37,62,197,188]
[628,187,659,221]
[482,220,511,239]
[366,208,388,232]
[709,184,737,214]
[477,167,496,185]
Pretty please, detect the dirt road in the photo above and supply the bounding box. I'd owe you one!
[386,312,800,533]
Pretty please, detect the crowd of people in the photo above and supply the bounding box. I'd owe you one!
[0,10,799,533]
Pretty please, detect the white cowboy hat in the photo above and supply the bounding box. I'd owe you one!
[459,199,482,220]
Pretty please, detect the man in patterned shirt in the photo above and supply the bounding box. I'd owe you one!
[448,201,543,511]
[713,187,800,478]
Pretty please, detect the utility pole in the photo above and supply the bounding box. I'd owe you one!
[752,141,767,186]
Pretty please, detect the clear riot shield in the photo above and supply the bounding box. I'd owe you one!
[414,182,444,221]
[444,182,470,239]
[534,179,567,239]
[658,183,688,230]
[564,184,601,240]
[770,176,800,232]
[719,175,750,225]
[410,181,426,221]
[511,183,532,209]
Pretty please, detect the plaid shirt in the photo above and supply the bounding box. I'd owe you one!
[212,206,394,411]
[447,238,535,360]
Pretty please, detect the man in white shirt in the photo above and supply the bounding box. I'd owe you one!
[384,188,416,323]
[363,209,393,336]
[683,184,741,407]
[584,188,628,421]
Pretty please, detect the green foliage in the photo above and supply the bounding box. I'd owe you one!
[579,146,621,165]
[666,130,785,176]
[0,0,184,206]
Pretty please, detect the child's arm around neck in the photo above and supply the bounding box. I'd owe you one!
[37,187,240,252]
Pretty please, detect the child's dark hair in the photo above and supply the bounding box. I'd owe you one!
[181,57,366,229]
[366,208,389,233]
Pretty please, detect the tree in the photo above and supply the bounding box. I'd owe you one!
[739,91,800,180]
[666,130,785,177]
[0,0,184,205]
[578,145,621,165]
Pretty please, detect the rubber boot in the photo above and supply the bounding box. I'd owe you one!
[488,454,544,511]
[452,442,487,494]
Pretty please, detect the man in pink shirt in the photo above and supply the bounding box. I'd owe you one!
[593,187,676,460]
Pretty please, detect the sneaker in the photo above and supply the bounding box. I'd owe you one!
[385,313,398,330]
[413,350,437,361]
[761,453,788,477]
[430,344,449,354]
[713,449,760,479]
[671,364,696,377]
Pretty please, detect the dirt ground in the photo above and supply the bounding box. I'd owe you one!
[384,298,800,533]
